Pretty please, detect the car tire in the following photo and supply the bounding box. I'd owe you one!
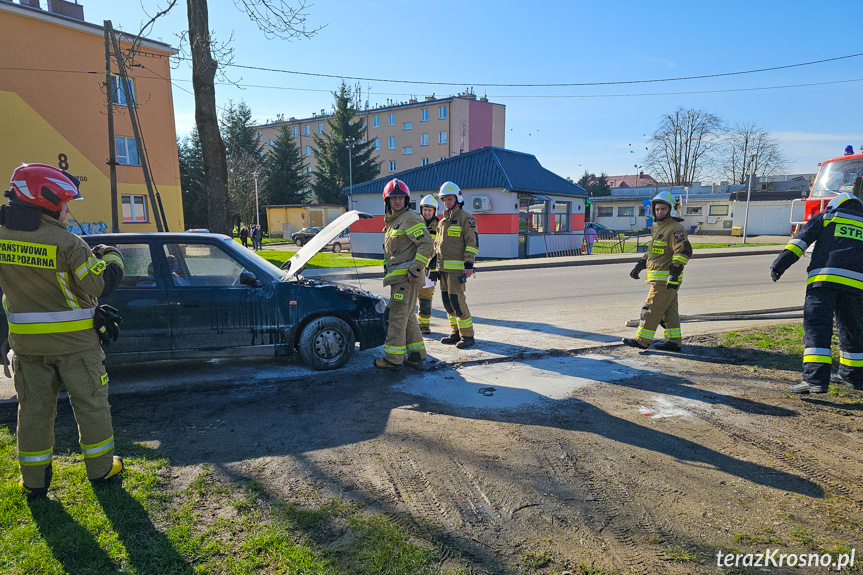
[332,243,342,253]
[295,238,303,247]
[298,316,355,370]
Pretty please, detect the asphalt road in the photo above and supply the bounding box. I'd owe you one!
[0,252,807,401]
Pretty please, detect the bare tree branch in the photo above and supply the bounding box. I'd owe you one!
[644,108,723,185]
[721,122,788,184]
[232,0,325,40]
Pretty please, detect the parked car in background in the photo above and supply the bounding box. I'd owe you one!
[326,231,350,253]
[0,212,385,371]
[185,228,209,233]
[584,222,617,236]
[291,227,322,247]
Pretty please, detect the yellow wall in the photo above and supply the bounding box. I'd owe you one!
[0,5,182,233]
[266,206,345,237]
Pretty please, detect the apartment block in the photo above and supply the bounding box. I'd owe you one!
[254,93,505,182]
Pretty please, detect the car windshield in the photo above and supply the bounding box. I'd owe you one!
[811,158,863,197]
[234,243,290,280]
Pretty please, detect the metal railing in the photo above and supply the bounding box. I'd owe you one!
[543,232,636,257]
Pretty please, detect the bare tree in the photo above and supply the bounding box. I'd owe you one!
[227,151,265,228]
[119,0,321,235]
[721,122,788,184]
[644,108,723,186]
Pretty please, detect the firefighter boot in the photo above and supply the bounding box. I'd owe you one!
[622,338,649,350]
[374,357,401,370]
[420,326,431,335]
[403,352,424,370]
[19,464,52,501]
[789,382,828,394]
[91,456,124,485]
[441,332,461,345]
[653,341,682,352]
[832,372,863,390]
[456,336,475,349]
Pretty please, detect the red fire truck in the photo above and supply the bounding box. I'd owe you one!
[791,145,863,233]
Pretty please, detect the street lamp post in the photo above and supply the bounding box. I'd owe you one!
[346,138,355,210]
[254,171,260,227]
[742,153,758,244]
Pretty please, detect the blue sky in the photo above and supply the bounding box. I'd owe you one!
[78,0,863,181]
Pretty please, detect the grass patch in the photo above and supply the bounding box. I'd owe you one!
[719,324,847,372]
[256,249,383,269]
[0,425,459,575]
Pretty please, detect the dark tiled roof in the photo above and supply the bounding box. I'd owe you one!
[346,147,586,197]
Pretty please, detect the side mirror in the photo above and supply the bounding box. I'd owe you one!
[853,176,863,196]
[240,270,261,288]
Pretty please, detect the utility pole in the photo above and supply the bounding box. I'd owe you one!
[742,153,758,244]
[109,26,165,231]
[103,21,119,232]
[346,138,354,211]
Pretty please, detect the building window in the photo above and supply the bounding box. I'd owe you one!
[403,122,412,131]
[267,139,275,146]
[403,147,412,155]
[303,125,310,136]
[291,127,298,137]
[304,146,311,157]
[438,131,447,144]
[638,206,646,217]
[439,105,447,119]
[388,137,396,150]
[551,202,571,232]
[709,204,729,216]
[121,195,147,223]
[373,115,380,128]
[520,196,548,233]
[421,109,429,122]
[388,113,395,126]
[109,75,135,107]
[256,131,262,141]
[317,123,324,134]
[685,206,703,215]
[421,158,429,166]
[617,206,635,217]
[597,206,613,217]
[388,160,396,173]
[421,133,429,146]
[374,138,380,150]
[115,136,140,166]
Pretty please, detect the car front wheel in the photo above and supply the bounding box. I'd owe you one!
[294,238,303,247]
[298,316,355,370]
[332,243,342,253]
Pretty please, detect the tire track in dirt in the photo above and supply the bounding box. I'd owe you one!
[504,429,667,575]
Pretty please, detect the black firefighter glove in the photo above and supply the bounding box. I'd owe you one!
[770,268,782,282]
[428,270,440,282]
[94,305,122,346]
[630,259,647,280]
[666,264,683,290]
[770,250,797,282]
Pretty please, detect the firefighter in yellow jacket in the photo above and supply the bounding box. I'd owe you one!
[623,191,693,352]
[431,181,479,349]
[0,164,125,500]
[376,179,434,370]
[417,194,440,335]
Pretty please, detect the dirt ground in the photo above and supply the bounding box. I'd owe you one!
[21,336,863,574]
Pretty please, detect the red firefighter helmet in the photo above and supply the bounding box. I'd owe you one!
[8,163,82,211]
[382,178,410,203]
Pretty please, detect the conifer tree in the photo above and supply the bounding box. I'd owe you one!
[263,125,309,205]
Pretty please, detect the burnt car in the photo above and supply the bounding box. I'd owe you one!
[0,212,385,370]
[291,227,322,247]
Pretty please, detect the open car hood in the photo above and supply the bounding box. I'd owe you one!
[282,210,372,279]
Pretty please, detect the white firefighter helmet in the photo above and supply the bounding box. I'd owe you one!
[826,191,863,211]
[438,181,463,203]
[650,191,679,219]
[419,194,438,211]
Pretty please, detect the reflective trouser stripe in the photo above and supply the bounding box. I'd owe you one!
[636,326,655,340]
[406,341,425,351]
[384,345,405,355]
[19,448,53,466]
[664,328,682,339]
[839,351,863,367]
[803,354,832,364]
[418,316,430,325]
[457,317,473,329]
[81,436,114,458]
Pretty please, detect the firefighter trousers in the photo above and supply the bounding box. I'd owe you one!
[13,346,115,488]
[384,281,426,364]
[417,284,436,329]
[635,282,681,346]
[439,272,474,338]
[803,287,863,388]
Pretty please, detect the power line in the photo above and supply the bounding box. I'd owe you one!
[173,51,863,88]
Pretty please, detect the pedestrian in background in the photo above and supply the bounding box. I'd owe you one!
[0,164,125,500]
[239,225,249,248]
[252,225,262,250]
[770,191,863,394]
[584,225,598,255]
[417,194,440,335]
[432,181,479,349]
[375,179,433,370]
[624,191,693,352]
